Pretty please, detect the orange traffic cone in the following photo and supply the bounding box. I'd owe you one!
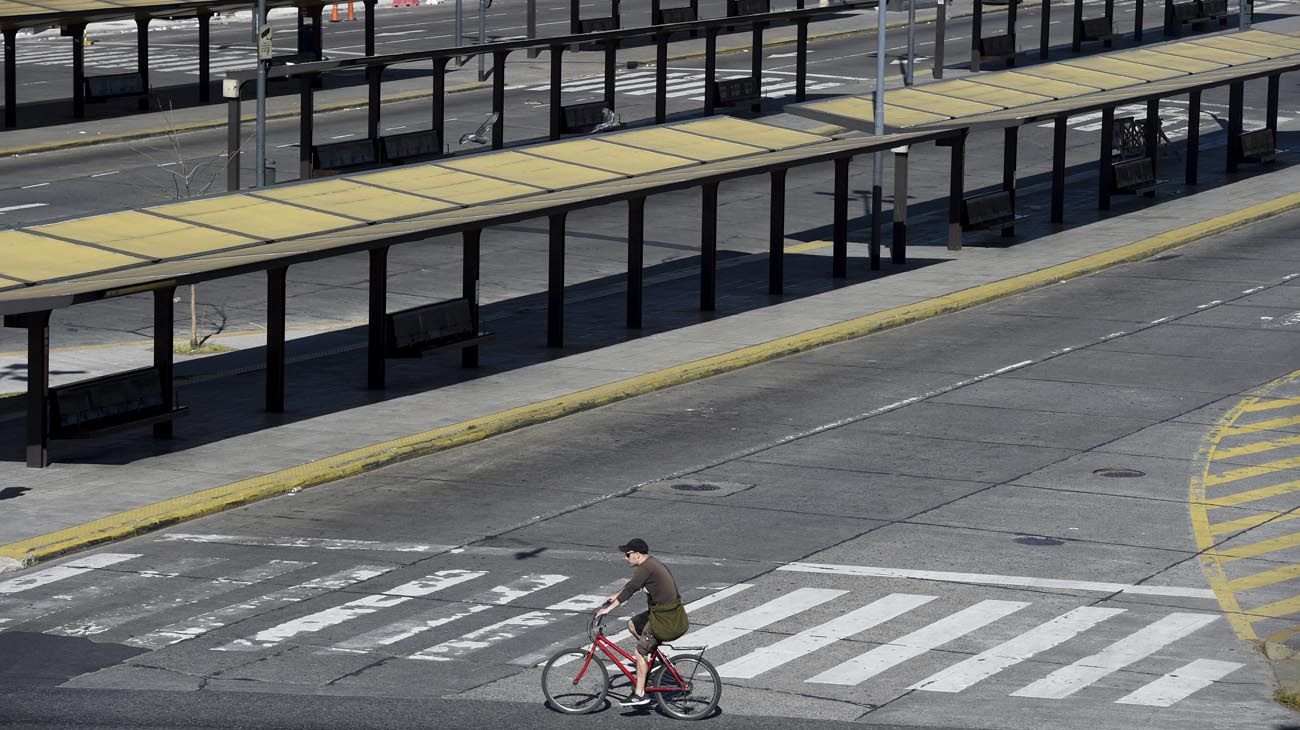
[347,1,355,20]
[330,3,339,21]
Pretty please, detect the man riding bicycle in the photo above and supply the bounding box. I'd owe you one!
[596,538,688,707]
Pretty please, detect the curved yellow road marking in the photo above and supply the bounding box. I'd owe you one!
[1191,370,1300,642]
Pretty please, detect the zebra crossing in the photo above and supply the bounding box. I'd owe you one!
[0,548,1249,711]
[516,68,853,102]
[9,40,260,76]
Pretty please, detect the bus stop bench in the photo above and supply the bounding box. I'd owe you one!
[385,298,493,359]
[710,76,761,111]
[49,367,187,439]
[1198,0,1229,24]
[978,34,1015,62]
[381,129,442,164]
[84,72,149,109]
[1239,128,1276,164]
[1081,17,1113,44]
[1112,157,1159,196]
[312,138,381,176]
[961,190,1022,232]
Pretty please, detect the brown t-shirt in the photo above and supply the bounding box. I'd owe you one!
[616,555,679,607]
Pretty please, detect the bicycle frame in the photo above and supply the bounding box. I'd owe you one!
[574,630,690,694]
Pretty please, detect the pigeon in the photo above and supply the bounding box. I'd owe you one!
[591,107,621,134]
[459,112,499,145]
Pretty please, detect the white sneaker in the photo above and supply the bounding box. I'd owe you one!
[619,693,651,707]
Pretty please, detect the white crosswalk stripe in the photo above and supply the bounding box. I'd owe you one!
[0,554,138,595]
[1012,612,1220,699]
[807,599,1030,686]
[1115,658,1244,706]
[671,587,847,657]
[40,557,227,637]
[125,564,394,649]
[527,70,847,101]
[717,593,937,679]
[910,606,1126,693]
[216,569,497,651]
[12,44,256,75]
[46,560,310,638]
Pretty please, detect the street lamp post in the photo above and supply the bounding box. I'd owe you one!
[255,0,269,188]
[871,0,886,270]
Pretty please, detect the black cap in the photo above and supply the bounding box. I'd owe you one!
[619,538,649,555]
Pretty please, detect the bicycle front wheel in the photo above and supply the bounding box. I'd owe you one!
[652,654,721,720]
[541,648,609,714]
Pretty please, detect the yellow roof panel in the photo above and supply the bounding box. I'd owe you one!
[0,230,145,283]
[355,165,541,205]
[605,127,767,161]
[31,210,257,260]
[1237,30,1300,52]
[253,179,458,223]
[1152,42,1262,66]
[801,96,950,127]
[969,72,1099,99]
[0,2,52,16]
[1060,56,1186,81]
[1112,48,1226,72]
[1019,63,1145,90]
[885,88,1002,116]
[919,78,1052,108]
[147,195,358,241]
[437,151,622,189]
[523,139,698,175]
[29,0,122,9]
[1188,36,1293,59]
[671,117,830,150]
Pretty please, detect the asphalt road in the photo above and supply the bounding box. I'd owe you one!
[2,208,1298,728]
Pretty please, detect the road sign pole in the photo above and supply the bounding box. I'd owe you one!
[255,0,269,188]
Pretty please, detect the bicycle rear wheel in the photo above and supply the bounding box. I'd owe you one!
[541,648,609,714]
[651,654,721,720]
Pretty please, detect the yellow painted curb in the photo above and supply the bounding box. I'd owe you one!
[4,190,1300,567]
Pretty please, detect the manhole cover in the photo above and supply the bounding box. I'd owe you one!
[671,483,722,492]
[1093,468,1146,478]
[1014,536,1065,546]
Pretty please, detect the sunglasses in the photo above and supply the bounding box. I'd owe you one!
[624,551,636,557]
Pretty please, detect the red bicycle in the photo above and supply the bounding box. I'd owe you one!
[541,609,721,720]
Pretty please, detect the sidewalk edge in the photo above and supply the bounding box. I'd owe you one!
[3,189,1298,570]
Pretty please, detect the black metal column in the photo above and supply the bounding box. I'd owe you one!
[704,28,718,115]
[769,169,786,295]
[198,11,211,103]
[5,28,17,128]
[893,146,908,264]
[433,58,448,151]
[72,23,86,119]
[1227,81,1243,172]
[1051,117,1067,223]
[227,90,241,191]
[972,0,983,72]
[365,0,377,55]
[833,156,849,278]
[136,16,150,94]
[1007,0,1018,67]
[462,230,481,367]
[548,213,566,347]
[870,156,882,272]
[795,19,808,101]
[947,133,965,251]
[492,51,507,149]
[300,76,314,181]
[549,45,563,140]
[266,268,287,412]
[751,24,764,112]
[1186,90,1201,185]
[24,311,51,468]
[1135,0,1144,41]
[627,198,645,329]
[1104,0,1114,47]
[153,287,175,438]
[1003,126,1018,237]
[1267,74,1280,134]
[1099,106,1114,210]
[1072,0,1083,51]
[368,247,388,390]
[701,182,718,312]
[655,34,668,123]
[367,65,383,140]
[604,40,617,111]
[1145,98,1160,192]
[1041,0,1051,59]
[1164,0,1174,35]
[570,0,580,33]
